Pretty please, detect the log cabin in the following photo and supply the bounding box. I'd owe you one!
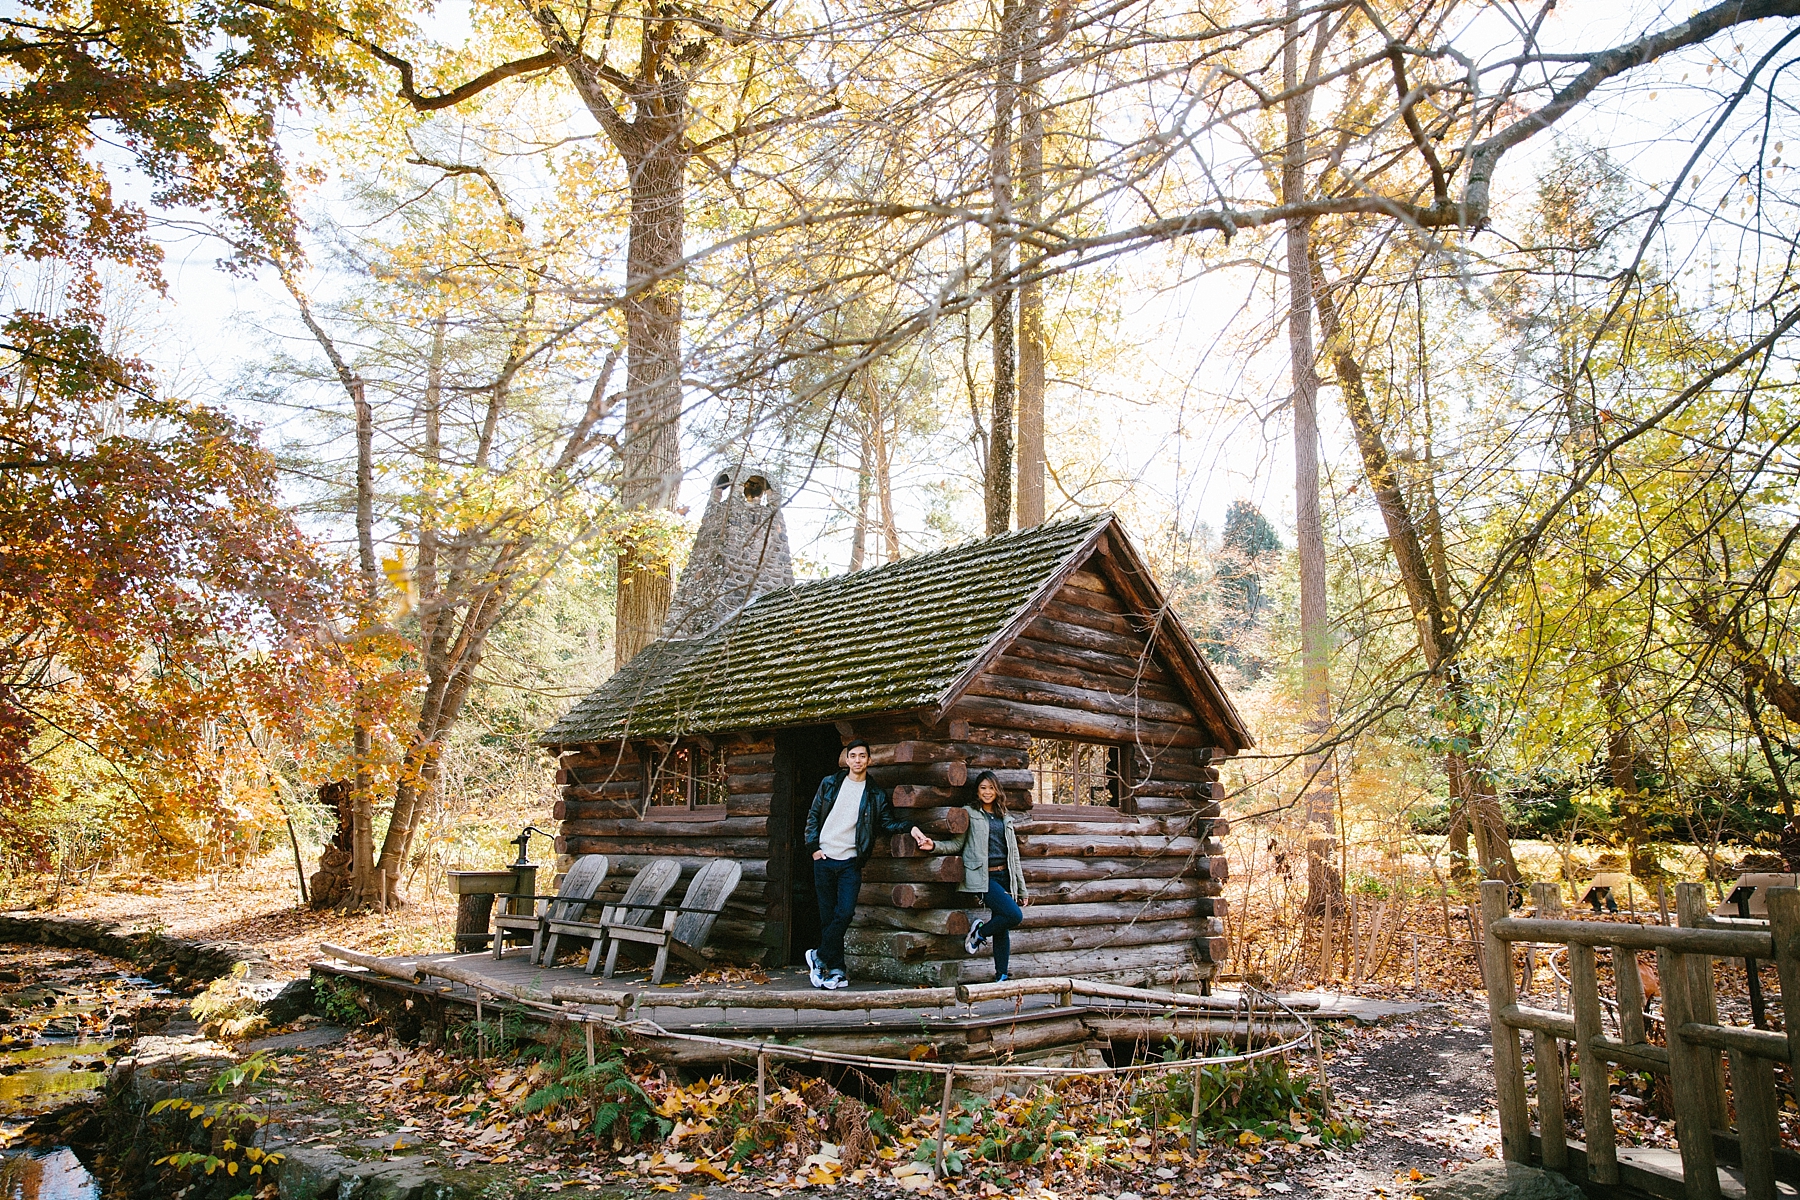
[539,464,1252,987]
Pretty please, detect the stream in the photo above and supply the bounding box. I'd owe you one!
[0,944,177,1199]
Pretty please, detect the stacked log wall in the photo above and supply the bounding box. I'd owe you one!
[840,707,1226,988]
[552,735,776,962]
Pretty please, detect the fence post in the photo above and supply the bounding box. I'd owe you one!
[1480,881,1531,1164]
[1677,883,1730,1128]
[1659,944,1723,1200]
[1613,944,1646,1046]
[1765,888,1800,1077]
[1728,1047,1777,1200]
[1529,883,1568,1173]
[1569,940,1618,1184]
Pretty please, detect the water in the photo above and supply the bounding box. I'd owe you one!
[0,1149,100,1200]
[0,946,174,1199]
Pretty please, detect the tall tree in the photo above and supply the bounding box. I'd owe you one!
[1280,0,1339,913]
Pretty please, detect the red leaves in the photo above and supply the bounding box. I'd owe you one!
[0,311,340,861]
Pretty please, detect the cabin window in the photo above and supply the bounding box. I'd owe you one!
[1029,739,1128,808]
[643,742,728,819]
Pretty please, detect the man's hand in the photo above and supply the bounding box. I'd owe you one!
[812,849,826,860]
[910,827,934,852]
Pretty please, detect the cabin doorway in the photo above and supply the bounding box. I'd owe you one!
[770,725,843,966]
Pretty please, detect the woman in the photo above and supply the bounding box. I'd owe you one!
[934,770,1028,981]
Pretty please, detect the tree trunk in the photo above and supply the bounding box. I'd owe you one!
[1015,0,1046,528]
[1310,252,1520,887]
[985,0,1020,537]
[860,367,901,562]
[349,379,381,908]
[614,145,686,666]
[851,417,871,572]
[1283,0,1337,916]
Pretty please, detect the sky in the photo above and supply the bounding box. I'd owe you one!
[93,0,1800,583]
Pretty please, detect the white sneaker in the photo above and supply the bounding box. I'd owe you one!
[964,920,990,955]
[806,948,825,989]
[825,970,849,990]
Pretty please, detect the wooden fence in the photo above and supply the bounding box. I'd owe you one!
[1479,878,1799,1199]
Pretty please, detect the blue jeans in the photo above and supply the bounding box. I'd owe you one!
[813,857,861,973]
[981,874,1024,978]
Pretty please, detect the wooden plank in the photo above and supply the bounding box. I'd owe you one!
[1131,780,1220,800]
[1480,880,1533,1166]
[1052,578,1127,612]
[1766,888,1800,1072]
[1030,877,1215,904]
[860,856,964,883]
[1017,834,1202,858]
[1593,1036,1670,1074]
[563,780,644,800]
[1529,883,1569,1174]
[726,792,772,816]
[1615,944,1648,1047]
[986,653,1184,704]
[1728,1048,1778,1200]
[1570,941,1620,1184]
[847,916,1212,962]
[1132,796,1221,818]
[1678,883,1731,1128]
[1040,597,1144,638]
[1021,855,1211,883]
[965,672,1198,725]
[1659,943,1723,1200]
[555,799,637,822]
[1005,634,1175,686]
[555,850,770,881]
[1022,614,1156,661]
[867,762,969,788]
[948,694,1206,749]
[1490,918,1772,958]
[555,816,767,838]
[865,741,967,766]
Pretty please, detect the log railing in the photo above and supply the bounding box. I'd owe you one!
[1480,878,1800,1199]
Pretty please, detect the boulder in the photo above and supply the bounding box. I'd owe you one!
[1415,1160,1586,1200]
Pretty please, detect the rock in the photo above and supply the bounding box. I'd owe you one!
[272,1144,476,1199]
[246,1024,347,1053]
[1415,1160,1586,1200]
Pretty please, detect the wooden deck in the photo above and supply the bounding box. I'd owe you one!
[313,947,1305,1069]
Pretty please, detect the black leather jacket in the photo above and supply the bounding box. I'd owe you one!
[803,771,912,864]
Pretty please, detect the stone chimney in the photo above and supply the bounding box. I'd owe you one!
[660,462,795,639]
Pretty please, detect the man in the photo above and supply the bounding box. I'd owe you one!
[804,739,933,989]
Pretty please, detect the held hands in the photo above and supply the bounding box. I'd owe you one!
[910,827,934,852]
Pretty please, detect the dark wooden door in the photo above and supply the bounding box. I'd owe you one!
[768,725,844,965]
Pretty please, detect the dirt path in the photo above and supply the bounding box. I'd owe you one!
[1269,999,1499,1197]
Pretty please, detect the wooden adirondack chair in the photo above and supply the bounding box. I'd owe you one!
[601,858,743,985]
[563,857,681,976]
[489,854,609,964]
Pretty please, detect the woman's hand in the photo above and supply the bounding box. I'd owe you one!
[812,849,826,860]
[910,827,934,852]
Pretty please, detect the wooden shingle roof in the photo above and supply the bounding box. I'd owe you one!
[541,513,1250,750]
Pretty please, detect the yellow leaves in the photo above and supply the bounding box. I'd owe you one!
[1237,1130,1263,1147]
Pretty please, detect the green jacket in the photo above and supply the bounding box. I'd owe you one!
[936,805,1027,900]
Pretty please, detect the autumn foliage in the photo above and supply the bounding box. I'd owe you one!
[0,312,334,865]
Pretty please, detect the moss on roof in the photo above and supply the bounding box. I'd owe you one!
[541,514,1111,745]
